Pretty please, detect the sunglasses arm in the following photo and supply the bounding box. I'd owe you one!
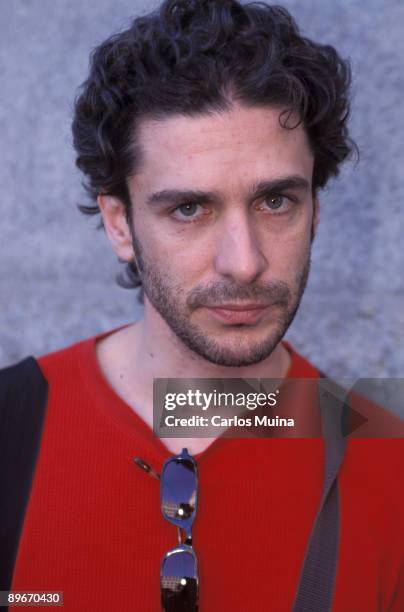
[133,456,161,480]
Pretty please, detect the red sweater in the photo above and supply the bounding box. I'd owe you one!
[10,327,404,611]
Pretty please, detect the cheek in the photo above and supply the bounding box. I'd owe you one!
[255,198,313,248]
[141,214,212,264]
[261,224,311,276]
[139,226,210,289]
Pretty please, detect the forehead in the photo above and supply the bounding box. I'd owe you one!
[133,103,314,192]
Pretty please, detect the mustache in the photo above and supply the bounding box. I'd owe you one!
[186,280,291,310]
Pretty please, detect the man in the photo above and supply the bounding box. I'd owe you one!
[2,0,403,610]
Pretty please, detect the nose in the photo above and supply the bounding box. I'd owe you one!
[213,210,268,284]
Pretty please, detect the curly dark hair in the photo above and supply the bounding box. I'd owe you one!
[72,0,357,295]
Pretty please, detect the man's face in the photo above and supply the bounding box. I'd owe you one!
[125,103,318,367]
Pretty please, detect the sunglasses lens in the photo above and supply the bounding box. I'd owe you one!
[161,548,198,611]
[161,453,197,523]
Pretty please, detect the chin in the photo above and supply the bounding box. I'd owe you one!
[202,350,274,368]
[192,333,282,368]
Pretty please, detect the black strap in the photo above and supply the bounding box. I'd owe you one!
[0,357,49,599]
[293,373,348,612]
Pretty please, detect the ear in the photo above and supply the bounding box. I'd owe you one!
[312,196,320,239]
[97,195,134,262]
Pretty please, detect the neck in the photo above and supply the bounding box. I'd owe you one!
[95,302,294,453]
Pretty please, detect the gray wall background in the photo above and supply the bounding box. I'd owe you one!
[1,0,403,382]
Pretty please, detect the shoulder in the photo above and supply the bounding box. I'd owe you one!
[0,329,111,393]
[36,334,95,379]
[347,387,404,438]
[35,324,130,382]
[0,337,96,404]
[0,356,48,399]
[282,341,404,440]
[283,341,404,435]
[281,340,320,378]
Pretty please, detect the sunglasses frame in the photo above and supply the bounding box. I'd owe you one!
[160,448,199,611]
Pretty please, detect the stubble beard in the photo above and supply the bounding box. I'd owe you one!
[131,233,311,368]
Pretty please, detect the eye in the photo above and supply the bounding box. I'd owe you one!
[178,202,198,216]
[264,194,287,210]
[171,202,204,221]
[256,193,296,215]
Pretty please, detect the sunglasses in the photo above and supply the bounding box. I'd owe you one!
[134,448,199,612]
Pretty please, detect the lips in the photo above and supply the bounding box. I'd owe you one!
[207,303,268,311]
[204,303,270,325]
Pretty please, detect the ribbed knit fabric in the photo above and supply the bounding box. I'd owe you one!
[10,326,404,611]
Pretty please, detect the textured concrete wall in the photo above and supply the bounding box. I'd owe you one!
[1,0,403,387]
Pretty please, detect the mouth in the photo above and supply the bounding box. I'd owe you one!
[203,303,271,325]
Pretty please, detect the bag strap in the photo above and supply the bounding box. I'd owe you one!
[0,357,48,595]
[293,372,349,611]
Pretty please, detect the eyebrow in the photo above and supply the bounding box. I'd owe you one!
[146,175,311,207]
